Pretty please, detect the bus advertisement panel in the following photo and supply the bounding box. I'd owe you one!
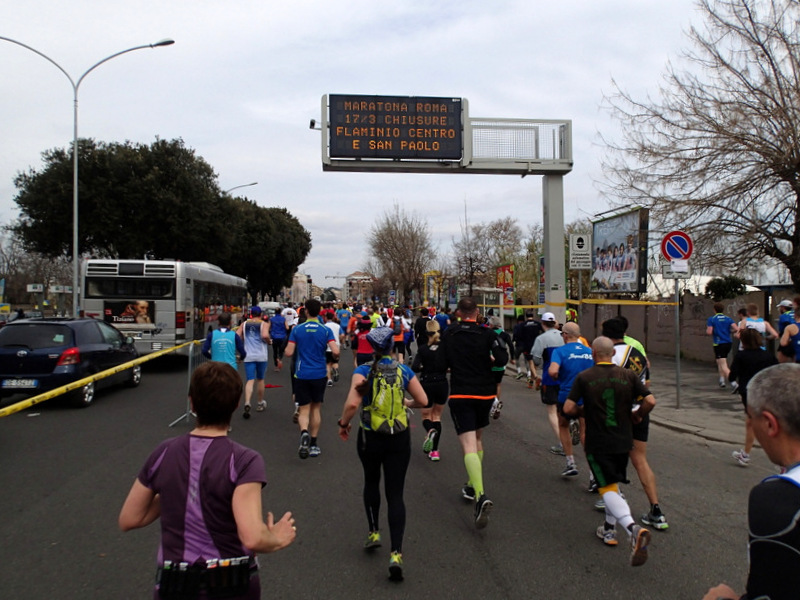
[103,300,156,331]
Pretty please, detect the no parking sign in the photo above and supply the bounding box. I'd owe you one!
[661,231,693,261]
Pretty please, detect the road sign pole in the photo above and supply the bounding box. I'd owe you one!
[675,278,681,409]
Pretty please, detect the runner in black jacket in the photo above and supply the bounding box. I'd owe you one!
[436,297,508,529]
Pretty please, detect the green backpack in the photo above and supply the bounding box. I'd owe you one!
[364,360,408,434]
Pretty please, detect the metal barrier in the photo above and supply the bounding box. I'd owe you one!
[169,340,209,427]
[0,341,194,418]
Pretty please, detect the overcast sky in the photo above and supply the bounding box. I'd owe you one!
[1,0,700,286]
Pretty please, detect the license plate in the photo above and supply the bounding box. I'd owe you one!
[2,379,38,388]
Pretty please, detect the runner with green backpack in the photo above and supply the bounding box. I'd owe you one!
[336,327,429,582]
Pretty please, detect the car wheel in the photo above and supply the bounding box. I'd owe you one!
[126,364,142,388]
[70,381,95,408]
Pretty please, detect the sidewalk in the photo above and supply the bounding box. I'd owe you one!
[646,354,745,445]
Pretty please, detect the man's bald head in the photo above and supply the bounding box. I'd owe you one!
[562,322,581,339]
[592,336,615,361]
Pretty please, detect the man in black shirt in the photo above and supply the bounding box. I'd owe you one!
[437,297,508,529]
[704,363,800,600]
[565,336,655,567]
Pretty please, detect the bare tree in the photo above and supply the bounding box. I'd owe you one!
[602,0,800,288]
[452,211,525,297]
[367,203,435,303]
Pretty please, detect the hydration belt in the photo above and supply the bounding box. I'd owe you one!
[156,556,255,599]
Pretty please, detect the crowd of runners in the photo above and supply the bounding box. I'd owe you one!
[199,297,669,578]
[118,293,800,598]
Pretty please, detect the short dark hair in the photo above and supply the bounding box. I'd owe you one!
[601,317,626,340]
[190,362,242,427]
[419,307,429,317]
[713,302,724,313]
[218,312,232,327]
[457,297,478,317]
[305,298,321,317]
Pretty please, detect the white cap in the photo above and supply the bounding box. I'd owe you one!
[779,299,793,308]
[541,312,557,323]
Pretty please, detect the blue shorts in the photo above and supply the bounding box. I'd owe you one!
[244,361,267,381]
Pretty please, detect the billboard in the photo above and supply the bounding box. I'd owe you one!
[496,264,515,306]
[591,209,649,293]
[328,95,463,160]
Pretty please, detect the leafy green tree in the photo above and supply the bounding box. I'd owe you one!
[704,275,747,301]
[10,137,310,295]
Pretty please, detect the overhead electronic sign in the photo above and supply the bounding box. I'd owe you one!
[328,94,463,160]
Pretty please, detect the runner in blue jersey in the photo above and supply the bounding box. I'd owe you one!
[284,299,339,459]
[706,302,737,388]
[549,322,594,478]
[202,311,246,372]
[336,304,352,348]
[777,299,795,336]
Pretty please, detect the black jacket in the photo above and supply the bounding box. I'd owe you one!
[436,320,508,398]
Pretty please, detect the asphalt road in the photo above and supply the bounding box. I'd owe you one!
[0,352,767,599]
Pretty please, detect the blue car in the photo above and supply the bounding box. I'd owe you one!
[0,317,141,407]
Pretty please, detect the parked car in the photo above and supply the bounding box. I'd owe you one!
[0,317,141,407]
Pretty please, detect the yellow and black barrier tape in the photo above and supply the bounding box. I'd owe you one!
[0,341,197,418]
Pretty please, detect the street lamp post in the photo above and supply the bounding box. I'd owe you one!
[0,36,175,316]
[224,182,258,194]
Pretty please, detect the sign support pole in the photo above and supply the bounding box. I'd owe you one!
[675,278,681,409]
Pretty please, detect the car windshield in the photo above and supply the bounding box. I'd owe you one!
[0,324,73,350]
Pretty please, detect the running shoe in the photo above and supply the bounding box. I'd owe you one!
[255,400,266,412]
[641,511,669,531]
[527,377,533,389]
[461,484,476,501]
[730,381,739,394]
[490,398,503,420]
[732,449,750,466]
[474,494,493,529]
[298,431,311,459]
[428,450,440,461]
[309,445,321,458]
[596,524,618,546]
[587,477,598,494]
[629,524,651,567]
[327,379,333,387]
[569,419,580,446]
[292,403,299,424]
[719,378,726,388]
[549,444,566,456]
[422,429,437,454]
[515,372,525,381]
[332,367,340,383]
[243,404,251,420]
[561,462,579,477]
[277,359,283,372]
[388,551,403,581]
[364,531,381,549]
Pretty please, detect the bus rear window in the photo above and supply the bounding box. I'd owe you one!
[85,278,176,299]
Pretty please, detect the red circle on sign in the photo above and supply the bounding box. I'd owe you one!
[661,231,693,261]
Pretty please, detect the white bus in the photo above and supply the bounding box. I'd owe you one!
[82,259,248,355]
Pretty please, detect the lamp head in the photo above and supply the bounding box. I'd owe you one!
[152,39,175,47]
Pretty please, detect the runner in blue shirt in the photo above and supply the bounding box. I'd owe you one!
[284,299,339,459]
[336,304,352,348]
[706,302,737,388]
[777,299,795,336]
[549,322,594,478]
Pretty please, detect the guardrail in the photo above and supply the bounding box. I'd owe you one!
[0,341,196,418]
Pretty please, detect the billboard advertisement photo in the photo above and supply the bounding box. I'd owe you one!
[591,209,649,293]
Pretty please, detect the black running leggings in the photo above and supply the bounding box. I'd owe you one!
[356,427,411,553]
[272,337,287,365]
